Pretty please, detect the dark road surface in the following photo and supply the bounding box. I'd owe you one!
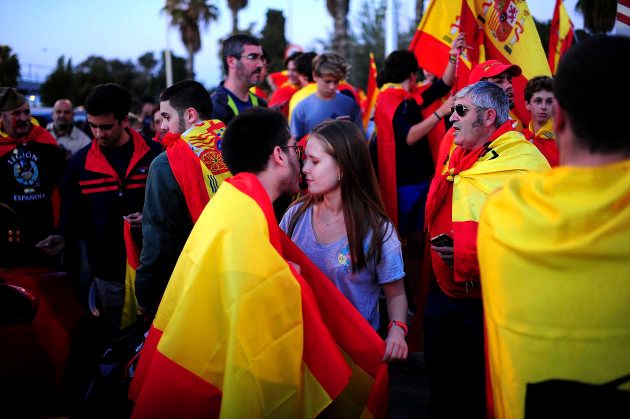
[388,351,430,419]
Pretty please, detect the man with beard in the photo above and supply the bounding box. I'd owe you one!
[46,99,92,159]
[210,34,267,125]
[135,80,230,322]
[423,81,549,419]
[0,87,66,262]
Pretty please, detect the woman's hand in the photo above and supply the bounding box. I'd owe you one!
[383,325,408,361]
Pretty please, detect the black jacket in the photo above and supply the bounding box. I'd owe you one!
[61,129,161,283]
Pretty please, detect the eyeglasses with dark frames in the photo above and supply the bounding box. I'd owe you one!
[280,145,304,159]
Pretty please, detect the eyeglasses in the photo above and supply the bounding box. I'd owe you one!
[450,104,471,117]
[280,145,303,159]
[235,53,264,62]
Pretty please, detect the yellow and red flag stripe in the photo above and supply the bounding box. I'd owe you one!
[548,0,575,74]
[426,123,550,295]
[166,119,230,223]
[129,173,387,418]
[121,219,139,329]
[410,0,466,84]
[479,159,630,419]
[362,53,379,130]
[410,0,550,125]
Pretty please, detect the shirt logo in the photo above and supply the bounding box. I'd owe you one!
[8,148,40,187]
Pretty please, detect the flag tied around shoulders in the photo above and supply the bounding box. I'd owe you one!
[129,173,388,418]
[548,0,574,74]
[410,0,550,125]
[362,53,379,130]
[121,219,139,329]
[166,119,230,223]
[478,160,630,419]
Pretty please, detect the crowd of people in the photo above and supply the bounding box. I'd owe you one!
[1,31,628,418]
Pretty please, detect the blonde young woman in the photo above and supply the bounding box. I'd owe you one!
[280,120,408,361]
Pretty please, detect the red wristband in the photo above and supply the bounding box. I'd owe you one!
[388,320,408,337]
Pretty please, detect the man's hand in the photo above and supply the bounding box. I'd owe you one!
[432,244,454,267]
[437,96,454,119]
[124,212,143,228]
[449,33,467,56]
[35,234,65,258]
[383,325,408,361]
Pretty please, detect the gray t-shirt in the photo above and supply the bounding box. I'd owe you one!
[289,93,363,140]
[280,203,405,329]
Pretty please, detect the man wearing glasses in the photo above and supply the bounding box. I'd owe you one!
[422,81,549,419]
[130,108,388,417]
[210,34,268,125]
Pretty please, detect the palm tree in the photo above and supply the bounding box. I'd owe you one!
[227,0,248,34]
[326,0,351,59]
[575,0,617,34]
[164,0,219,79]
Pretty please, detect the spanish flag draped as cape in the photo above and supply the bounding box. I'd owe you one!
[129,173,388,418]
[478,159,630,419]
[374,83,414,228]
[425,122,549,298]
[165,119,230,223]
[522,118,559,167]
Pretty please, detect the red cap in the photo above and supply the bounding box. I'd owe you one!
[468,60,522,84]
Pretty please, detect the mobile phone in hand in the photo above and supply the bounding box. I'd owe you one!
[430,233,453,247]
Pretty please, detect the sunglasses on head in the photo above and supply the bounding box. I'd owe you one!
[450,104,471,117]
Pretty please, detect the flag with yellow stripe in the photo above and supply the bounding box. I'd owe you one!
[121,219,139,329]
[548,0,575,74]
[166,119,230,223]
[362,53,379,130]
[129,173,388,418]
[478,160,630,419]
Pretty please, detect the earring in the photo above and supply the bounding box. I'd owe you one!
[338,175,341,182]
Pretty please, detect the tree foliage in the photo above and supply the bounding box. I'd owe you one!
[0,45,21,87]
[164,0,219,79]
[327,0,351,59]
[39,52,187,107]
[347,0,412,91]
[227,0,248,34]
[260,9,288,74]
[576,0,617,34]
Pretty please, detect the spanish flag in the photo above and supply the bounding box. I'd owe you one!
[121,219,139,329]
[166,119,230,223]
[462,0,550,124]
[362,53,379,130]
[129,173,388,418]
[548,0,574,75]
[478,160,630,419]
[410,0,550,125]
